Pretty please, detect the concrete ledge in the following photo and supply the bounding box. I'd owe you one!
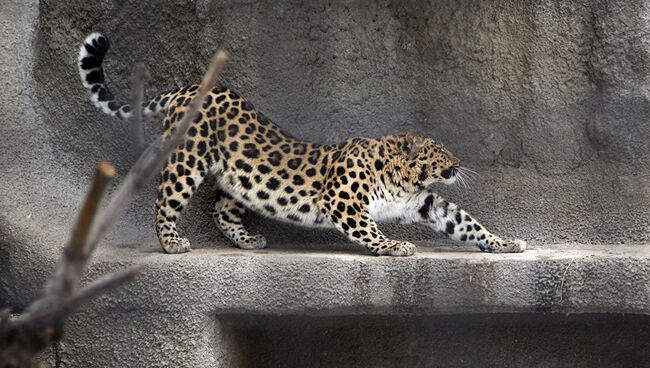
[39,243,648,367]
[87,243,650,316]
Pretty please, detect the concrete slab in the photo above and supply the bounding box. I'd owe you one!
[83,243,650,316]
[44,243,648,367]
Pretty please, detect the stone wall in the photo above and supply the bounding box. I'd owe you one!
[26,0,650,251]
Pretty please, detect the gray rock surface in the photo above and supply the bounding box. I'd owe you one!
[1,0,649,367]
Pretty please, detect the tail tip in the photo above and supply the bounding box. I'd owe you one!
[79,32,111,88]
[80,32,110,60]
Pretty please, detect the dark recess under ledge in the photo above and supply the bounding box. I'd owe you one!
[219,313,650,368]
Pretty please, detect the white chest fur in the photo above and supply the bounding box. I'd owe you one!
[367,192,425,224]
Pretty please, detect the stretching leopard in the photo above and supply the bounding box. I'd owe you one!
[78,33,526,256]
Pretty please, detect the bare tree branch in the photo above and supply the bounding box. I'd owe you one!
[129,63,148,155]
[0,162,117,368]
[0,50,228,368]
[61,265,145,315]
[28,161,116,316]
[70,161,116,253]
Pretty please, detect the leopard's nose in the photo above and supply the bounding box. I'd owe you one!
[441,166,458,179]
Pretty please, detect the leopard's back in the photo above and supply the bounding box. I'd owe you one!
[159,84,334,226]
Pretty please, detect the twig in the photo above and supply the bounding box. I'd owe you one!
[26,161,116,317]
[70,161,116,253]
[61,265,144,315]
[129,63,148,155]
[558,259,576,301]
[8,266,143,333]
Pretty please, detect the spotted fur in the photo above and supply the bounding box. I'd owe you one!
[79,33,526,256]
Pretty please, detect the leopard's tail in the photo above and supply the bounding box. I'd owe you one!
[78,33,177,120]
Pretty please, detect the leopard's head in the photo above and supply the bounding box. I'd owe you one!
[386,133,468,191]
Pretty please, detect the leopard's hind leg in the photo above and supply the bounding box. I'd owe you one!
[155,145,208,253]
[212,189,267,249]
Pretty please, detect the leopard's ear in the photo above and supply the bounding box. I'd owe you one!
[402,132,425,159]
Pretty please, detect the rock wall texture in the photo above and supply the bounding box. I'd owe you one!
[1,1,649,367]
[31,0,650,248]
[2,0,649,300]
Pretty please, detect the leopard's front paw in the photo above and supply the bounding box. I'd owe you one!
[479,236,526,253]
[236,234,268,250]
[507,239,527,253]
[162,238,192,254]
[376,241,417,257]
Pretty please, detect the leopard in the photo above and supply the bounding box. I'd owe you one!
[78,33,526,256]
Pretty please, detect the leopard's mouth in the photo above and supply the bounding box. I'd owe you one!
[441,176,457,185]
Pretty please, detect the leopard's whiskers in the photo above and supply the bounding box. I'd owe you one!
[462,172,471,189]
[457,168,471,180]
[459,166,481,178]
[461,169,476,185]
[454,170,471,192]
